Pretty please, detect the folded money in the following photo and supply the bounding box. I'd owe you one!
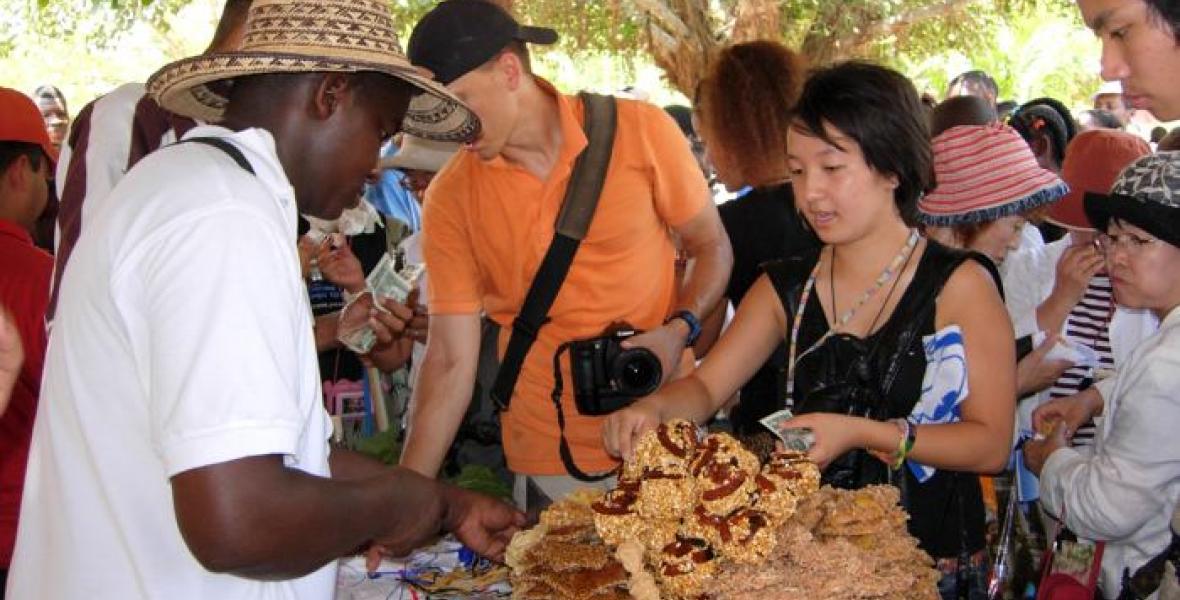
[336,292,380,354]
[759,409,816,452]
[367,253,413,306]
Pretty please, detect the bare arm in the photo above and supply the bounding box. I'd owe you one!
[622,206,734,380]
[1036,242,1104,334]
[171,455,444,579]
[314,313,341,352]
[399,313,481,477]
[908,260,1016,473]
[172,453,524,580]
[692,297,728,358]
[604,275,785,458]
[0,308,21,417]
[673,205,733,320]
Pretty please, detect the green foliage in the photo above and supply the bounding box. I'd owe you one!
[353,426,403,466]
[348,429,512,501]
[891,0,1101,108]
[448,465,513,502]
[3,0,1106,129]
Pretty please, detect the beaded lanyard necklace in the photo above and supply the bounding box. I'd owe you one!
[785,229,920,403]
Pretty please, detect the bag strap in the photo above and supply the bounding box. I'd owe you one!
[183,137,256,175]
[489,92,618,411]
[550,343,617,481]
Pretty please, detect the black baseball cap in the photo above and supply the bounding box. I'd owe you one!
[408,1,558,86]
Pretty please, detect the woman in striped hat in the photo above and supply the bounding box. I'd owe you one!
[919,123,1069,268]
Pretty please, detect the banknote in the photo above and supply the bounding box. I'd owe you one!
[366,253,414,306]
[759,409,815,453]
[337,323,377,354]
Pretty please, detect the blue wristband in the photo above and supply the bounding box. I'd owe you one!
[666,310,702,347]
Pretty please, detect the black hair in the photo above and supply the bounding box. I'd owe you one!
[947,70,999,99]
[1010,97,1078,170]
[995,100,1018,120]
[0,141,45,175]
[1145,0,1180,43]
[663,105,695,138]
[792,61,933,223]
[34,85,67,114]
[1159,127,1180,152]
[1079,108,1123,130]
[930,95,998,137]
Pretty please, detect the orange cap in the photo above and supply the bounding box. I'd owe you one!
[1049,129,1150,230]
[0,86,58,165]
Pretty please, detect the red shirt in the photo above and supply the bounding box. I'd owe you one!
[0,219,51,567]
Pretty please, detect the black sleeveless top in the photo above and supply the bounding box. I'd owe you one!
[765,239,996,559]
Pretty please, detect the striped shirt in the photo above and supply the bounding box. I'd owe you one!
[1049,275,1116,446]
[49,82,197,320]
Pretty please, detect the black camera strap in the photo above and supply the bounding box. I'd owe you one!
[550,343,617,481]
[489,93,618,412]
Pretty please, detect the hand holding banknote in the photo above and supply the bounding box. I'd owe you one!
[337,253,422,354]
[759,409,816,453]
[761,409,870,469]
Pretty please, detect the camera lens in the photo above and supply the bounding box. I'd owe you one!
[612,348,662,396]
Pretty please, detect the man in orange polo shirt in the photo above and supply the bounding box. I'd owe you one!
[401,1,732,508]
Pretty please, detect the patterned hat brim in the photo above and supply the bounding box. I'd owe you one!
[146,51,480,143]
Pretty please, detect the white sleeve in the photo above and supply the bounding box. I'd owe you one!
[126,205,310,476]
[1039,348,1180,542]
[1001,244,1055,339]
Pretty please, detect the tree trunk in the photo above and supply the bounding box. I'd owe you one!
[732,0,781,43]
[632,0,716,97]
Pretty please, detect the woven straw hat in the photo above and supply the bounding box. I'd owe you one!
[145,0,479,142]
[919,123,1068,226]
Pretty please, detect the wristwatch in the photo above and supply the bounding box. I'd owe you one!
[666,310,702,347]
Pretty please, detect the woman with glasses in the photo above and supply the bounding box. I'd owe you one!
[1001,130,1158,447]
[1024,152,1180,599]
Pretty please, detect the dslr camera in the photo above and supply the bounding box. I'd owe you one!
[570,328,663,416]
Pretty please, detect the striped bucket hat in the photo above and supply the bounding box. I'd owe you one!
[919,123,1068,226]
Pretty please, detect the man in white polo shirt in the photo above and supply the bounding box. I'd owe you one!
[6,1,523,598]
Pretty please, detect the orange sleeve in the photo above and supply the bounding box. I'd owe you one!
[421,167,482,315]
[635,101,711,228]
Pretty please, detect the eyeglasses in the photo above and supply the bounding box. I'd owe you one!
[1095,232,1159,254]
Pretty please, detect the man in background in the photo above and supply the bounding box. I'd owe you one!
[0,87,55,594]
[48,0,252,321]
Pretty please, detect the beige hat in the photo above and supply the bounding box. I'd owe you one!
[145,0,479,142]
[379,135,460,173]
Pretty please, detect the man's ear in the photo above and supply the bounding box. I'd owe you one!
[499,51,522,91]
[1,155,31,191]
[311,72,355,119]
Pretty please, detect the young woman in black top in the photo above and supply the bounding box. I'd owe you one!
[603,62,1016,599]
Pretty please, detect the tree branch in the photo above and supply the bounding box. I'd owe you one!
[843,0,988,50]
